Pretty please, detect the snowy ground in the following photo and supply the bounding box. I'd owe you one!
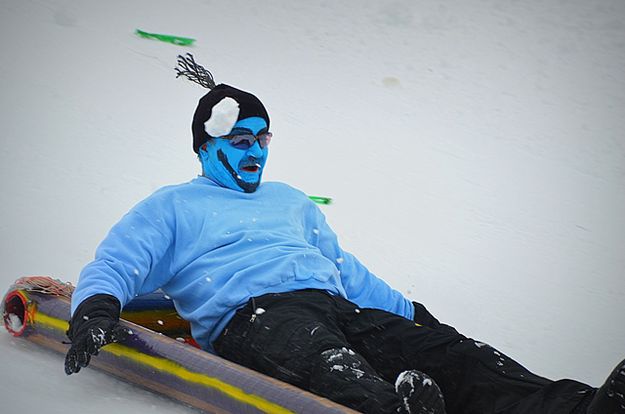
[1,0,624,412]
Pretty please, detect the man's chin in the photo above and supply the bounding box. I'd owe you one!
[241,182,261,193]
[238,171,261,182]
[234,174,262,193]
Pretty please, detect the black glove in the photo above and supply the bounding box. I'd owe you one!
[64,294,131,375]
[412,301,459,335]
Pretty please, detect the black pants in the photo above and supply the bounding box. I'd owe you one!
[213,289,594,414]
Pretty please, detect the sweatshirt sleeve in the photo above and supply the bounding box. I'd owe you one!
[307,202,414,320]
[70,204,174,316]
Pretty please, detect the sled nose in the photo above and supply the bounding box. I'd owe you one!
[3,290,28,336]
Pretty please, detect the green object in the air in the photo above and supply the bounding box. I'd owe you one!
[309,196,332,205]
[135,29,196,46]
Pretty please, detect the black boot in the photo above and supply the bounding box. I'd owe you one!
[395,370,446,414]
[587,358,625,414]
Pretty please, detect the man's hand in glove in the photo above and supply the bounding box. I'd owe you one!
[412,301,459,335]
[64,294,132,375]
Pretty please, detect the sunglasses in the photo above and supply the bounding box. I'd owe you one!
[222,130,272,149]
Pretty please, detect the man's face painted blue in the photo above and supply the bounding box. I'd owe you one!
[199,117,269,193]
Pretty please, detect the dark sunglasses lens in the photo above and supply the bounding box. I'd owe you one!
[229,135,254,149]
[258,133,272,148]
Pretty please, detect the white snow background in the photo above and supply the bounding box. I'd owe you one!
[1,0,624,412]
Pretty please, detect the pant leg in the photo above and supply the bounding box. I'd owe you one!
[339,304,594,414]
[213,290,403,414]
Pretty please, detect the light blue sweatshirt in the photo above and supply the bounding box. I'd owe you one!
[72,176,414,352]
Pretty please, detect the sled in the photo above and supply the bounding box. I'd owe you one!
[1,276,357,414]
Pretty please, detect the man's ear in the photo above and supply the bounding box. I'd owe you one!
[198,143,209,160]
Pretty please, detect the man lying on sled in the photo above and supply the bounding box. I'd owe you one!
[65,55,625,414]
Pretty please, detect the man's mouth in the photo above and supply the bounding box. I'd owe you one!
[241,163,261,173]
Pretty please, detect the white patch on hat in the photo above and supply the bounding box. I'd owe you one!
[204,97,240,137]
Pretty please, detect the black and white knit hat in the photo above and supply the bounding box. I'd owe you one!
[175,54,270,154]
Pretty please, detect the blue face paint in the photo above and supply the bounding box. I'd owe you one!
[231,117,268,136]
[199,117,269,193]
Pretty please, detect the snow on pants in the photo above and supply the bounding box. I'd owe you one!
[212,289,595,414]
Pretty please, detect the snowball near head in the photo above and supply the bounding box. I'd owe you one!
[204,97,240,137]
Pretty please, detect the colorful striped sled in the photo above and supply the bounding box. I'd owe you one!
[1,276,357,414]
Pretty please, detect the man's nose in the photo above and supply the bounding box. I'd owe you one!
[246,141,263,158]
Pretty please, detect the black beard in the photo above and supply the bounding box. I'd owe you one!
[217,149,261,193]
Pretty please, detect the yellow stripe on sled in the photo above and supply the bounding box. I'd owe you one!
[34,311,69,332]
[32,310,293,414]
[105,343,294,414]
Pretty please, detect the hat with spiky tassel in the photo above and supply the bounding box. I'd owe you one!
[175,53,270,154]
